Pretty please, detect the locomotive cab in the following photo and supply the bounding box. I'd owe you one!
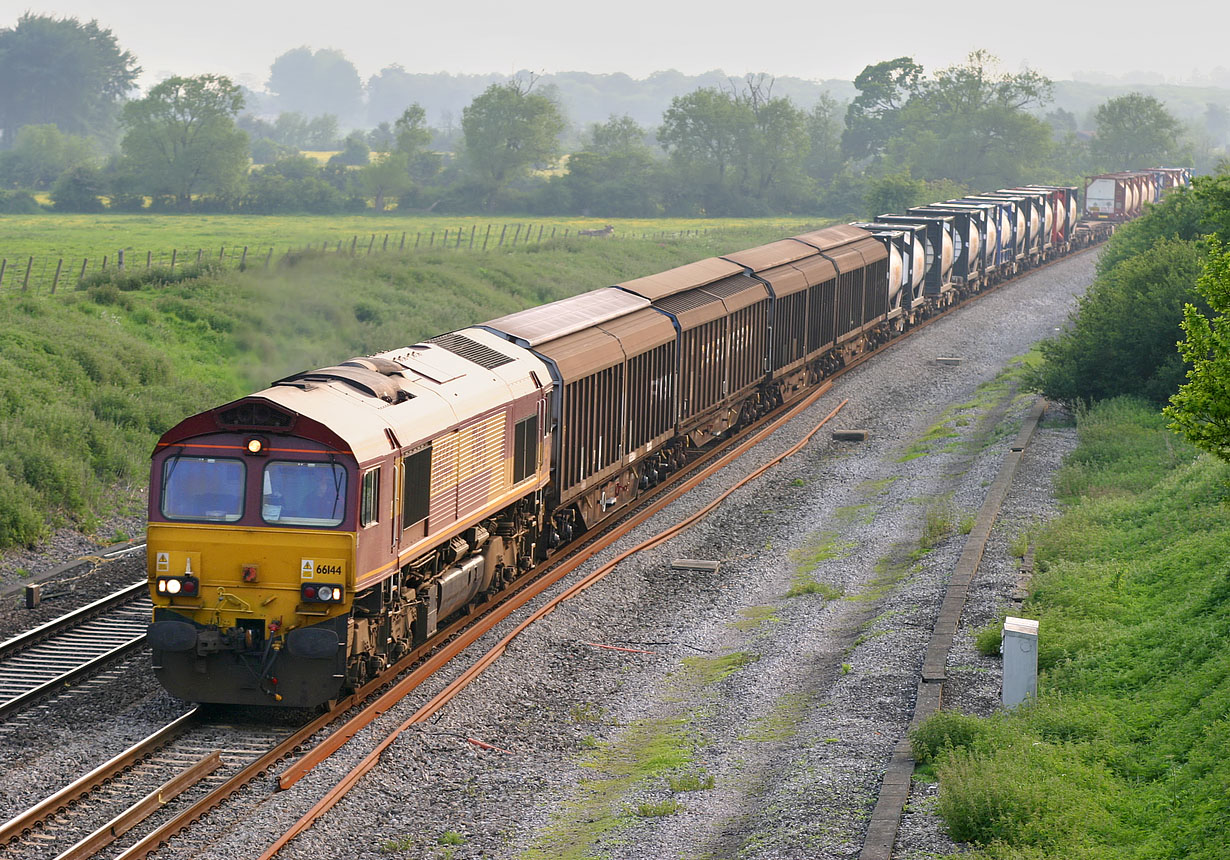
[146,335,555,709]
[146,402,359,707]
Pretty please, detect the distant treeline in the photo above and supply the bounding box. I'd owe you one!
[0,15,1223,219]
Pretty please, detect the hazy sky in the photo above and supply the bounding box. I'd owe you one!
[4,0,1227,90]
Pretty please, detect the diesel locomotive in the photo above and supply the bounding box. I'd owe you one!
[145,168,1187,707]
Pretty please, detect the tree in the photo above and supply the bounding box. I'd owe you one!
[842,57,923,161]
[50,164,105,211]
[805,94,845,185]
[0,14,139,146]
[563,115,663,216]
[659,80,811,214]
[1092,93,1181,169]
[1166,239,1230,461]
[461,80,566,208]
[329,131,370,166]
[888,50,1053,190]
[120,75,248,208]
[359,153,414,212]
[0,124,95,189]
[267,47,362,123]
[1027,237,1202,407]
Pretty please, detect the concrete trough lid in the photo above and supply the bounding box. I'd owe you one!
[671,559,721,572]
[936,356,963,365]
[1003,616,1039,636]
[832,429,869,441]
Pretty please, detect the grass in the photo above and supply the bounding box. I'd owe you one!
[633,798,682,817]
[787,530,855,573]
[0,220,820,549]
[894,355,1036,464]
[785,576,844,600]
[921,397,1230,859]
[0,213,827,269]
[740,691,813,742]
[730,605,781,632]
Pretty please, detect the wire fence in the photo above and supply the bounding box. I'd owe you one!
[0,221,776,296]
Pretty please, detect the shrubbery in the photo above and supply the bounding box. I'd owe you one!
[925,399,1230,859]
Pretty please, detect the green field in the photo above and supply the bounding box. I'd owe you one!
[0,214,819,266]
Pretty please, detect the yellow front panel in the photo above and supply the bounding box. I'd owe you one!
[147,522,356,633]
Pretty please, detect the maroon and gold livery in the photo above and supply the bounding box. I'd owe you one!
[147,331,553,706]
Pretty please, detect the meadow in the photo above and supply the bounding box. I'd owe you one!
[0,213,818,269]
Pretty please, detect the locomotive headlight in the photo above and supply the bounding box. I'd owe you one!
[165,578,182,595]
[245,437,268,456]
[317,586,333,601]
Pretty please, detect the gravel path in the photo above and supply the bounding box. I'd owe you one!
[0,252,1094,860]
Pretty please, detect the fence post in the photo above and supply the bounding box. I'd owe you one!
[23,256,34,290]
[483,224,492,251]
[101,255,108,271]
[382,234,389,252]
[538,225,544,242]
[367,234,375,255]
[415,233,421,249]
[429,231,435,247]
[512,224,522,246]
[455,228,462,249]
[350,236,357,255]
[79,258,87,282]
[265,248,274,268]
[0,258,6,288]
[551,227,556,239]
[196,248,203,264]
[442,229,448,248]
[118,249,125,271]
[240,246,248,270]
[51,259,63,294]
[171,249,177,270]
[470,225,476,249]
[498,224,507,247]
[400,232,406,251]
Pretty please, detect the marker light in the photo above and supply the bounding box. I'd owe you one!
[317,586,333,601]
[245,437,268,455]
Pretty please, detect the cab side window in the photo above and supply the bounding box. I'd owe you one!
[360,468,380,526]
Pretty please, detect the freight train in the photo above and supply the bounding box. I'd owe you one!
[145,168,1188,707]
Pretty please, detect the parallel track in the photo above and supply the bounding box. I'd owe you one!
[0,582,150,719]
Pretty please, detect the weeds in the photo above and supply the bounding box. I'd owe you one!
[668,772,715,791]
[634,798,681,817]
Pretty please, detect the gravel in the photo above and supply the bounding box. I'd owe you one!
[0,252,1094,860]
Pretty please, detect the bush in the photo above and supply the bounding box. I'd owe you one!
[0,189,42,213]
[910,709,987,764]
[51,165,106,212]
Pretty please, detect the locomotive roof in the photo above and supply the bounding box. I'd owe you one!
[157,328,550,463]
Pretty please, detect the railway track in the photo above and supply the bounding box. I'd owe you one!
[0,581,150,719]
[0,708,305,860]
[0,241,1106,859]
